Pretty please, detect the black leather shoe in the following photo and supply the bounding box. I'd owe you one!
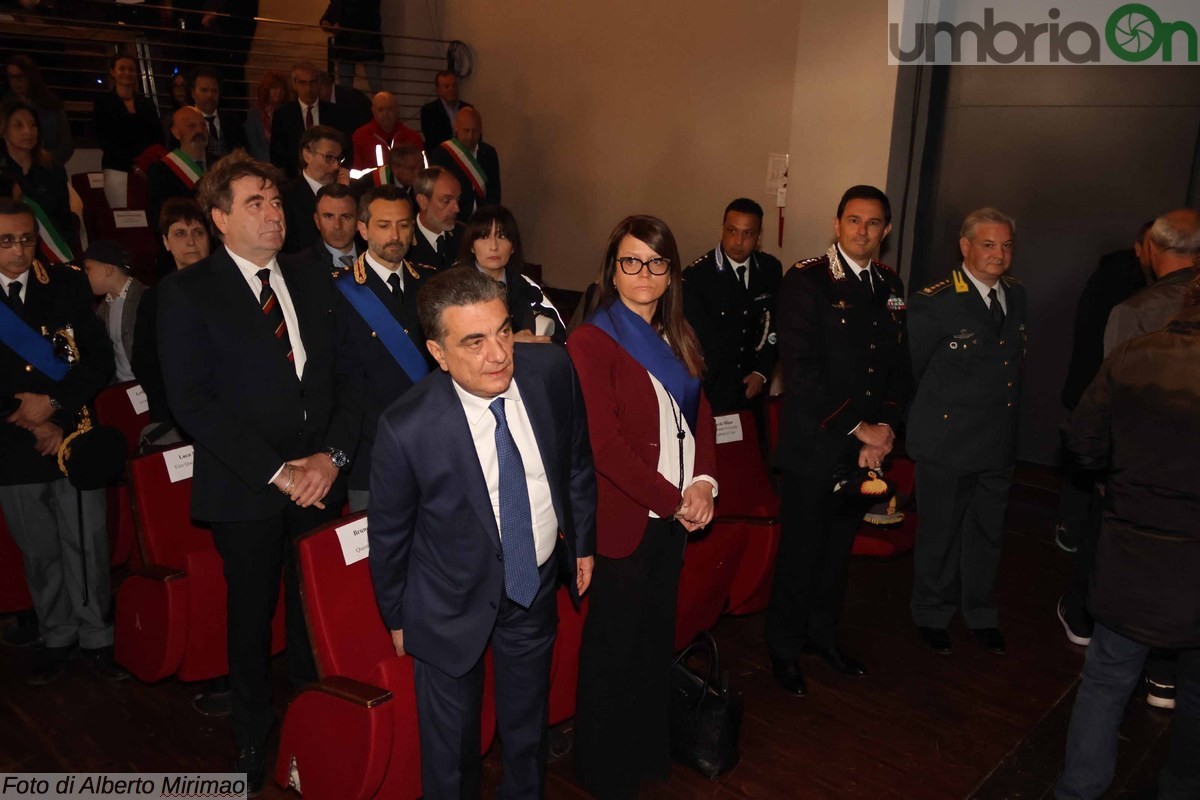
[81,646,130,681]
[236,746,266,797]
[769,656,808,696]
[803,645,867,677]
[2,610,43,648]
[27,645,74,686]
[971,627,1007,654]
[918,626,952,655]
[193,681,233,717]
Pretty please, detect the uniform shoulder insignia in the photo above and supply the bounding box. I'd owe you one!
[792,255,823,271]
[1000,274,1022,286]
[65,263,81,273]
[409,261,438,271]
[686,254,706,270]
[918,278,952,296]
[872,260,897,276]
[331,267,350,279]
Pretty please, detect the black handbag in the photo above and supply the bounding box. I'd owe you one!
[668,631,743,778]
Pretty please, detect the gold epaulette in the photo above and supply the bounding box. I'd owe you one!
[1000,274,1022,287]
[33,260,50,284]
[792,255,823,271]
[408,260,437,273]
[918,278,952,296]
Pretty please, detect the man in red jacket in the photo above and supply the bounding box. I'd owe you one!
[351,91,422,170]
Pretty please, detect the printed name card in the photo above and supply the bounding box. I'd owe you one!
[126,384,149,415]
[164,446,194,483]
[336,518,370,565]
[113,210,148,229]
[714,414,744,445]
[87,172,105,189]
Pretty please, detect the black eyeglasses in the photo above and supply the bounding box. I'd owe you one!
[309,150,346,166]
[0,235,37,249]
[616,256,670,276]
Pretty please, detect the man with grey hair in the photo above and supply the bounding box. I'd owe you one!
[408,166,464,270]
[1103,208,1200,355]
[368,266,596,798]
[906,207,1028,656]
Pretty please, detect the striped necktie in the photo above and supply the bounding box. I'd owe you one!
[256,268,293,363]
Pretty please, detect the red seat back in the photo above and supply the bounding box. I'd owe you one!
[296,514,395,685]
[93,381,149,456]
[713,409,778,518]
[128,446,213,569]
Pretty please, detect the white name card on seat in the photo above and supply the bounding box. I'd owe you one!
[164,446,194,483]
[87,172,105,189]
[714,414,744,445]
[113,210,148,229]
[336,518,370,565]
[126,384,149,415]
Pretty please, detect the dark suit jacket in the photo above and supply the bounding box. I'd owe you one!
[504,267,565,344]
[131,284,172,428]
[301,237,360,275]
[270,100,352,178]
[408,222,463,271]
[419,99,472,149]
[426,140,500,222]
[281,176,320,254]
[331,85,373,135]
[0,264,114,485]
[566,322,718,560]
[157,246,355,521]
[774,250,910,478]
[330,260,434,490]
[92,91,163,172]
[368,344,596,677]
[146,159,198,235]
[906,270,1027,473]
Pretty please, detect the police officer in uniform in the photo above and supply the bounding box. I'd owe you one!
[0,197,121,685]
[907,208,1026,656]
[683,197,782,414]
[767,185,909,696]
[330,185,435,512]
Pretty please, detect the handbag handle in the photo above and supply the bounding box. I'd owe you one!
[671,631,721,702]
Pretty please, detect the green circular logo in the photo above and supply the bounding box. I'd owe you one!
[1106,3,1162,61]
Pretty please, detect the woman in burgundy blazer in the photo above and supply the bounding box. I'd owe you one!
[567,215,717,799]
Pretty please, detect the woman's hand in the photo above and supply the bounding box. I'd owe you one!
[675,479,715,532]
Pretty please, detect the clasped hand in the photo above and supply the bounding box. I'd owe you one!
[854,422,894,469]
[272,453,340,509]
[675,479,715,532]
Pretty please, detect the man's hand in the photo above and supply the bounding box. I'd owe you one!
[513,330,552,344]
[31,422,63,457]
[743,372,766,399]
[676,480,715,532]
[285,454,340,509]
[853,422,895,451]
[8,393,55,430]
[576,556,594,596]
[336,167,351,186]
[858,444,888,470]
[390,629,405,657]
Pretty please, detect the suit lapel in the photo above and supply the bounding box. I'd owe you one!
[515,360,564,526]
[212,250,299,379]
[431,374,502,549]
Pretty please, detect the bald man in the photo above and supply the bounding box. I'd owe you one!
[352,91,424,170]
[427,106,501,220]
[147,106,210,235]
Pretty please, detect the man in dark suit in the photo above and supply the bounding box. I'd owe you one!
[270,62,351,179]
[148,106,209,236]
[907,208,1027,657]
[0,198,123,685]
[281,125,349,254]
[683,197,782,414]
[369,267,596,799]
[331,185,433,511]
[427,107,500,222]
[158,152,357,794]
[767,185,909,696]
[305,183,361,273]
[419,69,472,148]
[319,70,373,136]
[186,67,248,163]
[409,166,464,270]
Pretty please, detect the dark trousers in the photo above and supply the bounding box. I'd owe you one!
[211,501,337,751]
[1061,479,1102,634]
[1056,624,1200,800]
[575,518,683,799]
[765,472,864,656]
[413,557,558,800]
[911,462,1013,629]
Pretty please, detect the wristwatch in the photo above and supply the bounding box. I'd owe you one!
[48,396,62,412]
[324,447,350,469]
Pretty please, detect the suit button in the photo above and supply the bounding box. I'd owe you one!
[404,328,409,335]
[999,339,1006,345]
[719,311,726,317]
[496,552,503,561]
[868,344,876,350]
[1003,360,1010,366]
[865,391,872,397]
[371,331,378,338]
[1007,382,1013,388]
[489,601,497,609]
[868,367,874,374]
[743,310,749,316]
[1007,402,1014,407]
[300,389,306,398]
[24,364,32,372]
[943,414,950,420]
[872,321,878,326]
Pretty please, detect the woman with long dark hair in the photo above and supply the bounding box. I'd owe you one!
[92,52,162,209]
[0,99,78,263]
[3,55,73,165]
[455,204,566,344]
[567,215,718,798]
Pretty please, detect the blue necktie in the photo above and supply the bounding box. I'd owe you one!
[489,397,540,608]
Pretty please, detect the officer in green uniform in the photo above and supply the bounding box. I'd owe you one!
[907,207,1027,656]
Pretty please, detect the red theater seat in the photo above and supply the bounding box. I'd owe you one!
[93,381,149,568]
[114,446,285,683]
[675,521,747,652]
[277,514,497,800]
[549,589,586,726]
[0,512,33,614]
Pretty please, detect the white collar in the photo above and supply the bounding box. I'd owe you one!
[451,374,521,426]
[0,271,26,292]
[105,276,133,303]
[365,251,404,286]
[416,214,443,249]
[302,171,324,196]
[837,244,871,277]
[961,263,1004,301]
[226,245,279,278]
[324,240,355,260]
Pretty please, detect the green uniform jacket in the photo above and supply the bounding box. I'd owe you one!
[906,269,1027,473]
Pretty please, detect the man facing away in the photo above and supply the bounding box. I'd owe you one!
[368,267,596,798]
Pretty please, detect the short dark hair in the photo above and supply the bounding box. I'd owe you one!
[388,142,422,164]
[0,197,36,226]
[358,185,412,223]
[724,198,764,222]
[434,69,457,84]
[316,183,355,204]
[298,124,346,167]
[196,150,284,221]
[836,185,892,226]
[418,266,509,343]
[159,196,206,233]
[456,205,524,273]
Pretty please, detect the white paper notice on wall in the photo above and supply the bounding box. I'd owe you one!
[765,153,788,196]
[164,445,195,483]
[126,384,149,415]
[113,210,148,229]
[87,172,105,189]
[714,414,744,445]
[336,518,370,565]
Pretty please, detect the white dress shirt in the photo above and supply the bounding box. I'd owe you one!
[106,277,135,382]
[302,171,324,196]
[416,214,443,252]
[300,100,319,127]
[451,378,559,566]
[962,263,1007,314]
[727,255,750,289]
[365,251,405,293]
[645,373,718,518]
[0,272,27,304]
[226,246,306,380]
